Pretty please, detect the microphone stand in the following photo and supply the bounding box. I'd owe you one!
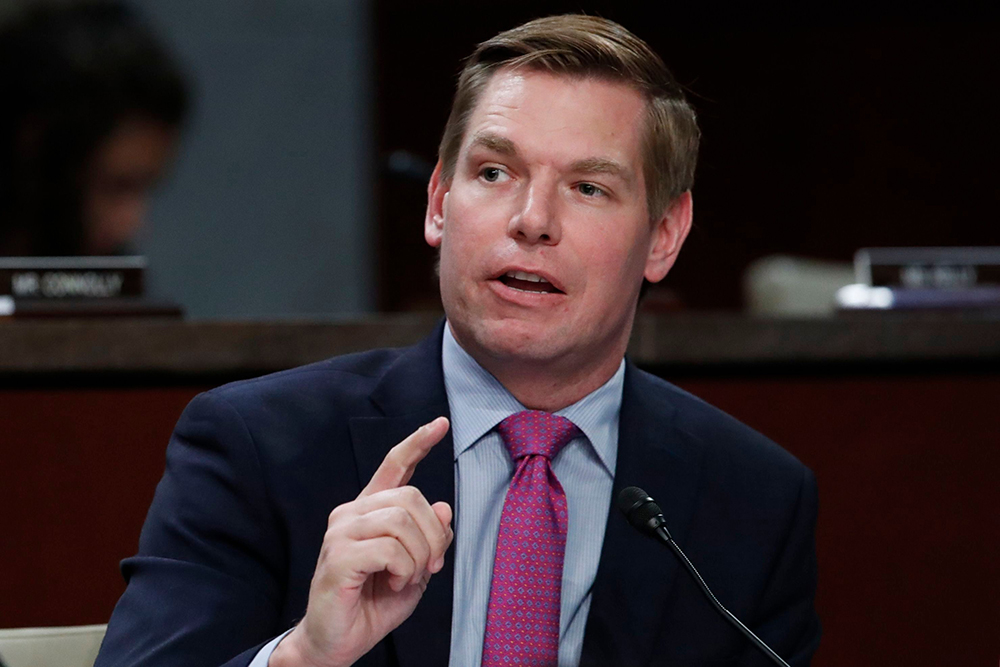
[651,526,791,667]
[618,487,791,667]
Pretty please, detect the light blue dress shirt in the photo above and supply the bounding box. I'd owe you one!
[252,323,622,666]
[443,324,622,667]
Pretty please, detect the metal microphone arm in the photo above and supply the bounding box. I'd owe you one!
[652,526,791,667]
[617,486,791,667]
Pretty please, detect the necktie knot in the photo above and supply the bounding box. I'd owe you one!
[497,409,581,461]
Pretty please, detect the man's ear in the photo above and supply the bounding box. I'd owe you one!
[424,160,449,248]
[644,191,693,283]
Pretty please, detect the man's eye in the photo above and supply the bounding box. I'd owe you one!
[481,167,504,182]
[577,183,604,197]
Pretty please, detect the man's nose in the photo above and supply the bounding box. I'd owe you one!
[508,181,561,245]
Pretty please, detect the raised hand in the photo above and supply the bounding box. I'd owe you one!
[270,417,453,667]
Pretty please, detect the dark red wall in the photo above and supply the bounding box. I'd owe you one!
[1,388,204,627]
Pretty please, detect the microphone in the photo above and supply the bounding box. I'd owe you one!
[617,486,791,667]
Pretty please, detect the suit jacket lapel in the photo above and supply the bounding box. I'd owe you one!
[580,363,706,667]
[348,322,455,667]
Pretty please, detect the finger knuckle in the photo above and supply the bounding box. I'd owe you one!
[386,506,411,528]
[322,523,346,547]
[386,443,408,463]
[400,485,423,503]
[328,502,350,524]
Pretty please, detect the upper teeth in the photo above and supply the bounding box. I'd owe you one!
[506,270,548,283]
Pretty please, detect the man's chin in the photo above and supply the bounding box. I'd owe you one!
[466,319,572,364]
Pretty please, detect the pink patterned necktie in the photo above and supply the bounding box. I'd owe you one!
[481,410,582,667]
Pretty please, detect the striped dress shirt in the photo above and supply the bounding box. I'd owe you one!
[443,323,622,667]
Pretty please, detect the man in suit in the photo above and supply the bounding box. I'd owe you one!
[97,14,820,667]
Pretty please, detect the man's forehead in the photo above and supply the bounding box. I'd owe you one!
[460,68,646,173]
[473,67,646,120]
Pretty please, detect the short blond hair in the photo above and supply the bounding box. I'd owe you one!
[438,14,700,219]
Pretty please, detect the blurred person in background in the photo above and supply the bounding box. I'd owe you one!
[0,0,188,257]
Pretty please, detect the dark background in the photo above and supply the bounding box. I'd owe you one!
[374,2,1000,311]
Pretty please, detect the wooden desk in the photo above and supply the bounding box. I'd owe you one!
[2,313,997,666]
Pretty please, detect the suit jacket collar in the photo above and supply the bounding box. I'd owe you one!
[348,321,455,667]
[580,360,706,667]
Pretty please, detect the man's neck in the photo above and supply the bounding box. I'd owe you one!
[447,323,629,412]
[494,362,624,412]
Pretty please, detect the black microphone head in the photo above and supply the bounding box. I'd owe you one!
[617,486,653,517]
[617,486,667,537]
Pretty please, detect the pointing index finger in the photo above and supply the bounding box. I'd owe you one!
[361,417,449,496]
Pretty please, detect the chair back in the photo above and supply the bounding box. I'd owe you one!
[0,625,106,667]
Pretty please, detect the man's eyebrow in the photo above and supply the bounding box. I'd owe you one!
[569,157,634,184]
[468,132,518,157]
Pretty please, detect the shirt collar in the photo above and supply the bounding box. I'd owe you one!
[442,321,623,476]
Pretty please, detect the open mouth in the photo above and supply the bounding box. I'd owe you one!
[496,270,564,294]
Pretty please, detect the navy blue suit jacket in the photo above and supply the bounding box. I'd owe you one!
[96,324,820,666]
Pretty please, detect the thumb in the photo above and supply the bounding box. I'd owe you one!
[431,501,453,531]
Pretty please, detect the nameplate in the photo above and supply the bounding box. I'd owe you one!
[856,247,1000,288]
[0,257,145,299]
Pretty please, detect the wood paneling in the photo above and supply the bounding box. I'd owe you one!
[0,388,203,627]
